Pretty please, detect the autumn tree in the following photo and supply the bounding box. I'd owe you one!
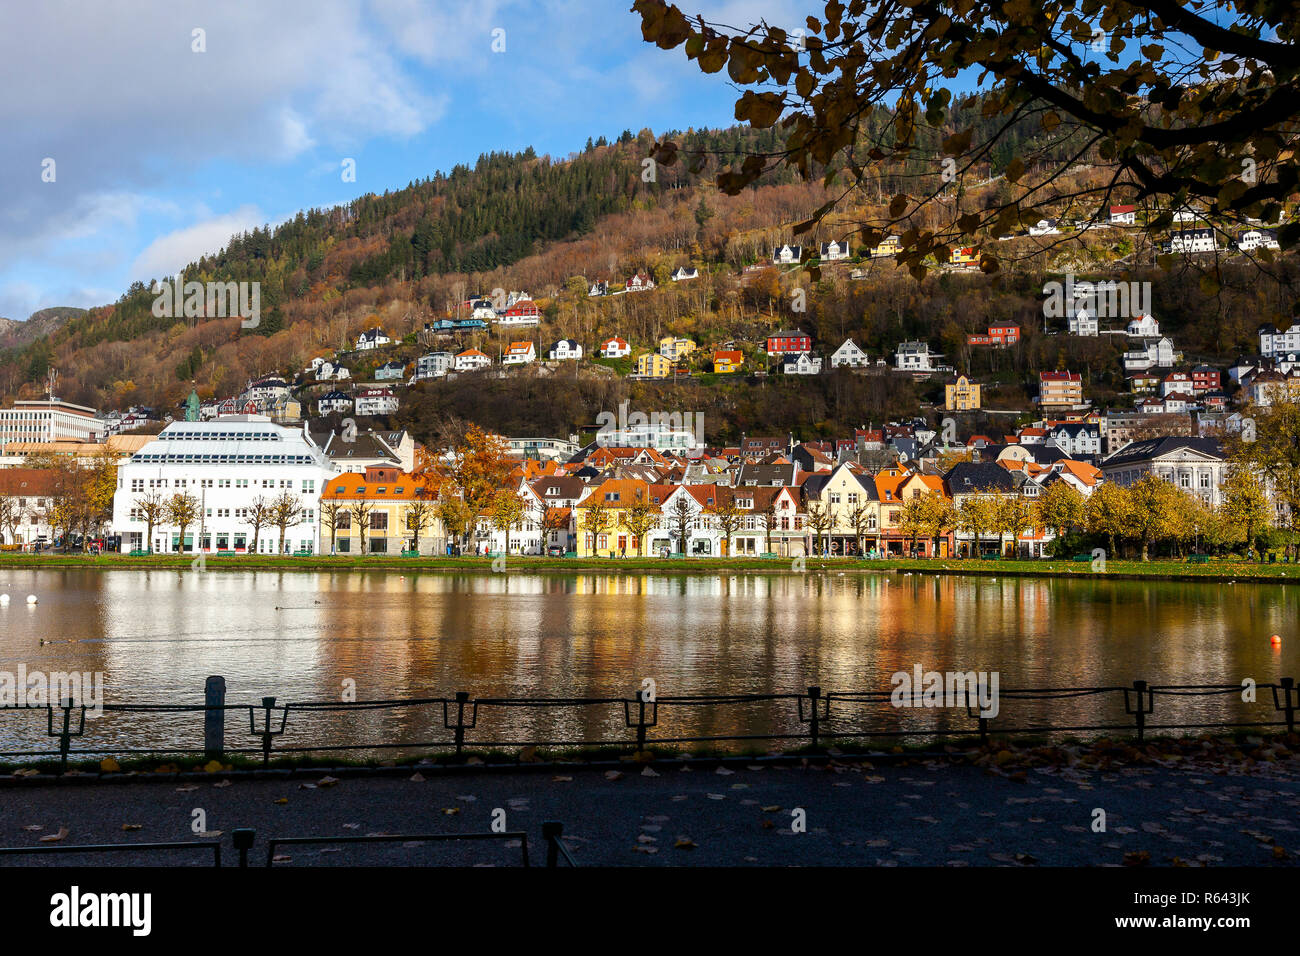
[1221,467,1272,554]
[270,490,305,554]
[1229,403,1300,558]
[1125,475,1188,560]
[134,491,168,553]
[920,494,957,558]
[488,489,526,553]
[995,494,1034,559]
[1086,481,1133,559]
[1035,482,1087,544]
[0,494,24,546]
[623,490,658,556]
[581,497,611,555]
[957,493,995,557]
[165,492,201,553]
[898,496,927,557]
[540,505,571,552]
[436,496,474,552]
[709,493,745,557]
[320,498,347,554]
[447,425,514,536]
[247,495,274,554]
[405,498,436,554]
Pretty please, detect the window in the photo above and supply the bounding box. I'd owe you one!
[370,512,387,531]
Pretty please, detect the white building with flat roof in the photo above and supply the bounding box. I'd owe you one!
[111,415,332,554]
[0,400,103,450]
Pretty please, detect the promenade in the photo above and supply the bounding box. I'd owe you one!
[2,748,1297,867]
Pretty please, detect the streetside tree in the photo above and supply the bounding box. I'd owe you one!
[165,492,202,554]
[623,490,659,557]
[270,491,305,555]
[133,490,169,553]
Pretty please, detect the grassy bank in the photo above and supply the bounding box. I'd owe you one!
[0,551,1297,581]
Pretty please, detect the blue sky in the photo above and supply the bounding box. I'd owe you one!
[0,0,802,321]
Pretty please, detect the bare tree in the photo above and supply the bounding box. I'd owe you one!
[270,490,305,554]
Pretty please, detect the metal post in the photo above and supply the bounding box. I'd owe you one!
[260,696,276,766]
[634,689,647,753]
[58,698,73,773]
[1281,677,1296,734]
[232,828,255,868]
[204,676,226,759]
[807,686,821,750]
[542,821,562,868]
[1133,680,1147,741]
[454,691,468,756]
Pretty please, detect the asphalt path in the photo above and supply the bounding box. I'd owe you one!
[1,751,1298,867]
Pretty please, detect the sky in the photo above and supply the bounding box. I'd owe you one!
[0,0,804,321]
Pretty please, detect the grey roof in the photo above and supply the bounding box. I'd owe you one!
[1102,436,1225,467]
[943,461,1017,493]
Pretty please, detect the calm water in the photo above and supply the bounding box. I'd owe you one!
[0,569,1295,756]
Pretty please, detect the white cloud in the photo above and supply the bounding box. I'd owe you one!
[130,205,265,280]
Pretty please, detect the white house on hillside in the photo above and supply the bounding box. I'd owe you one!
[895,341,939,372]
[830,338,869,368]
[547,340,583,360]
[783,352,822,375]
[600,337,631,359]
[354,388,398,416]
[356,328,391,351]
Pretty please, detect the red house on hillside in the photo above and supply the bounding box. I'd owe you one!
[967,325,1020,347]
[766,330,813,356]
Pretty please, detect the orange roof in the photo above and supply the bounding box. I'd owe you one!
[321,471,428,501]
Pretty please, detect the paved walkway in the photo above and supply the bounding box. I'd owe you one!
[2,748,1298,866]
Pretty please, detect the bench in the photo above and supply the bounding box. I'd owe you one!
[293,550,313,557]
[127,549,151,557]
[217,550,236,557]
[760,553,779,559]
[400,550,420,557]
[1187,554,1210,564]
[1071,554,1093,562]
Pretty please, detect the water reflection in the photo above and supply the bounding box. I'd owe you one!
[0,569,1293,755]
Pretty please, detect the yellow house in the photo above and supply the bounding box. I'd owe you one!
[635,353,672,378]
[946,375,982,411]
[713,350,744,374]
[573,479,662,556]
[950,246,980,266]
[658,336,697,362]
[870,235,901,258]
[319,466,445,555]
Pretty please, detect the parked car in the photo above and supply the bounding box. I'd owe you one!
[547,545,565,557]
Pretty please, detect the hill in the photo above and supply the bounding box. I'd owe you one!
[0,108,1295,439]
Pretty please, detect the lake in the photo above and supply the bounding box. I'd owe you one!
[0,569,1294,757]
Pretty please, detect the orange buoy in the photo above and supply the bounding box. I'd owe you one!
[1271,634,1282,645]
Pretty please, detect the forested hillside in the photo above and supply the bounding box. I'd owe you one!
[2,107,1295,436]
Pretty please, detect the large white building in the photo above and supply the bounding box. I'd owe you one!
[0,400,103,450]
[111,416,332,554]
